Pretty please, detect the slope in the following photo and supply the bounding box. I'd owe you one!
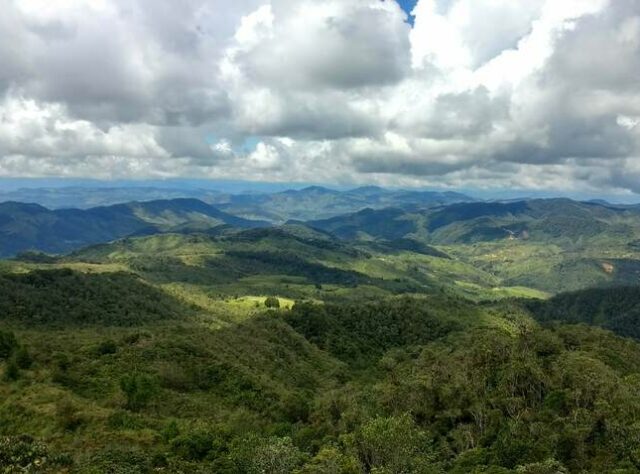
[0,199,267,257]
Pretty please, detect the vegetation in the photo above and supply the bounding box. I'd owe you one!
[0,268,190,326]
[0,199,266,257]
[525,285,640,339]
[3,195,640,471]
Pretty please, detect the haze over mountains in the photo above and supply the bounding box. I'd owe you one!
[0,184,472,219]
[0,185,472,256]
[0,198,267,257]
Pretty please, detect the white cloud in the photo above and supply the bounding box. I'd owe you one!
[0,0,639,196]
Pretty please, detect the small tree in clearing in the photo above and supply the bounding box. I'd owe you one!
[264,297,280,309]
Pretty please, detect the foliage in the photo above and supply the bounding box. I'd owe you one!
[526,286,640,339]
[0,436,50,472]
[3,359,20,382]
[286,297,463,365]
[0,330,17,360]
[0,269,189,326]
[120,373,160,411]
[264,296,280,309]
[3,209,640,473]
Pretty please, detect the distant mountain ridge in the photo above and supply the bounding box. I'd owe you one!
[211,185,474,222]
[0,198,268,257]
[307,198,640,244]
[0,186,224,209]
[0,184,475,222]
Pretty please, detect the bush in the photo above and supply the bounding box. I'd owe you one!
[230,436,307,474]
[120,373,159,411]
[265,297,281,309]
[14,346,33,369]
[96,339,118,356]
[171,431,216,461]
[0,435,49,471]
[80,447,150,473]
[0,330,17,359]
[3,360,19,382]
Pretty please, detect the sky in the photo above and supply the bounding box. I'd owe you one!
[1,0,640,198]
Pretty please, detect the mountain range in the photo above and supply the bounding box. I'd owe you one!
[0,198,267,257]
[307,198,640,244]
[0,185,474,222]
[211,185,473,222]
[4,188,640,471]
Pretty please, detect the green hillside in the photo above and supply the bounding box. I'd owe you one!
[526,285,640,339]
[2,264,640,472]
[60,227,546,302]
[4,196,640,472]
[308,200,640,293]
[213,186,472,223]
[0,199,267,257]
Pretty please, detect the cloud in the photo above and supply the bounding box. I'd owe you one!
[0,0,639,197]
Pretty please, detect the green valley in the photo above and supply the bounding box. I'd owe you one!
[3,195,640,472]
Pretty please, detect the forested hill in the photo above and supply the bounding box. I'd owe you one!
[212,185,473,222]
[307,198,640,244]
[0,199,267,257]
[3,266,640,471]
[526,285,640,339]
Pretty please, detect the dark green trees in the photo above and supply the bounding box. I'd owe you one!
[120,374,159,411]
[264,296,280,309]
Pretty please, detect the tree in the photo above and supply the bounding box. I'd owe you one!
[0,331,17,360]
[355,414,434,472]
[120,373,159,411]
[3,360,20,381]
[14,346,32,369]
[265,297,281,309]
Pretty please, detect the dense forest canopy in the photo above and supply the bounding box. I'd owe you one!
[1,196,640,472]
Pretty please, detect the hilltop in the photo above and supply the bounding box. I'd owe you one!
[0,199,267,257]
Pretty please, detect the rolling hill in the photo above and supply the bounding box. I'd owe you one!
[212,185,473,222]
[525,285,640,339]
[4,193,640,471]
[0,199,267,257]
[306,199,640,293]
[307,198,640,244]
[2,262,640,471]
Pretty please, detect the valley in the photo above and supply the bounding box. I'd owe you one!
[2,190,640,472]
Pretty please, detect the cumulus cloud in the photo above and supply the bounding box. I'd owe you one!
[0,0,639,196]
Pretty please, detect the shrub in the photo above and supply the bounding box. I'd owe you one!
[230,436,307,474]
[0,330,17,359]
[171,431,215,461]
[3,360,20,382]
[0,435,49,471]
[265,297,281,309]
[120,373,159,411]
[56,399,84,432]
[14,346,33,369]
[96,339,118,356]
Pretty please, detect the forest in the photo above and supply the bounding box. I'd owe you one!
[2,197,640,472]
[1,266,640,472]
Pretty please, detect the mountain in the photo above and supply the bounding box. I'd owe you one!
[213,185,474,222]
[0,184,475,222]
[4,261,640,472]
[6,193,640,471]
[308,198,640,244]
[0,186,224,209]
[307,198,640,293]
[0,199,267,257]
[526,285,640,339]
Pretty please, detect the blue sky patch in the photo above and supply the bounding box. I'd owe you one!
[395,0,418,25]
